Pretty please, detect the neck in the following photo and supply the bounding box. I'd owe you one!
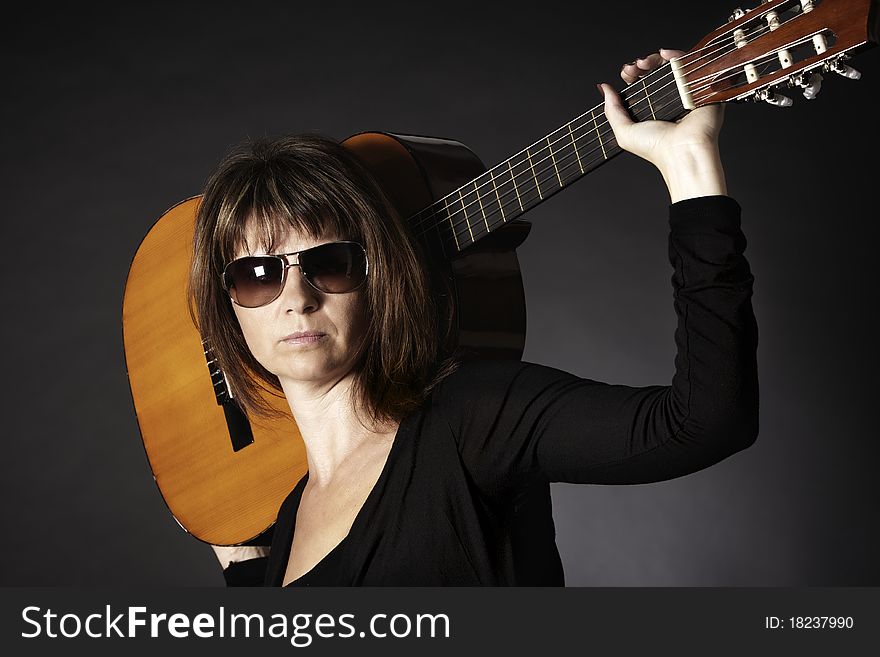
[280,372,396,487]
[408,62,687,256]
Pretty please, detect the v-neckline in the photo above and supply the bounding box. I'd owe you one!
[282,415,409,586]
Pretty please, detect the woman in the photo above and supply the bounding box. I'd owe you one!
[190,49,758,586]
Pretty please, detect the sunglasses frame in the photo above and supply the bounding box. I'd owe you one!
[221,240,369,308]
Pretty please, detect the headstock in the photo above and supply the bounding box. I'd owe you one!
[670,0,878,108]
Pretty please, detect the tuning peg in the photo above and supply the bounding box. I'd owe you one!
[790,72,823,99]
[827,59,861,80]
[754,88,793,107]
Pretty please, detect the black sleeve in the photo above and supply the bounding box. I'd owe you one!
[223,557,270,586]
[216,526,276,587]
[437,195,759,500]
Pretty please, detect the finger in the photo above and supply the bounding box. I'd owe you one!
[620,63,640,84]
[620,53,666,83]
[659,48,686,61]
[635,53,665,72]
[598,83,633,136]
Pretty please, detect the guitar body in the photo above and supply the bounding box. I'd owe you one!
[123,132,531,546]
[341,131,531,359]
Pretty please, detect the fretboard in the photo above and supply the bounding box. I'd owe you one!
[408,62,687,256]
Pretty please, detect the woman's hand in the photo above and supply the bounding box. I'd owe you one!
[598,48,728,203]
[210,544,269,570]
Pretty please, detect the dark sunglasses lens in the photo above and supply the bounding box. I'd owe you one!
[224,257,285,307]
[301,242,367,293]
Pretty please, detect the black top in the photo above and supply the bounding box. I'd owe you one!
[262,195,759,587]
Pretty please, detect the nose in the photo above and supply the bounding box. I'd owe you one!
[279,265,320,314]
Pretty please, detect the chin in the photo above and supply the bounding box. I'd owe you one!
[278,363,349,386]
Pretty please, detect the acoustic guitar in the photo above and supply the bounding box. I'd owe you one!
[123,0,878,546]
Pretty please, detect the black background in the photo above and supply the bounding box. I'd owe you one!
[2,0,878,586]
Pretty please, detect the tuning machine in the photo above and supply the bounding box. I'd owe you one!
[789,71,823,99]
[825,55,861,80]
[753,87,793,107]
[728,7,746,22]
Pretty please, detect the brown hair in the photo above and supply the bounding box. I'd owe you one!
[189,133,458,427]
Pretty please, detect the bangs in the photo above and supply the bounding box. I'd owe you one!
[214,160,364,265]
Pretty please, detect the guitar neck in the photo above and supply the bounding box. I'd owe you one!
[409,62,687,256]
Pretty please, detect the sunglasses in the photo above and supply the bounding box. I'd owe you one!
[222,241,369,308]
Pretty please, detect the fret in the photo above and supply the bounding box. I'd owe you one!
[525,147,543,200]
[489,168,506,223]
[591,108,607,160]
[642,79,656,119]
[507,160,524,212]
[568,123,584,174]
[475,172,504,230]
[472,179,491,232]
[458,188,476,244]
[555,129,584,187]
[442,197,461,252]
[410,62,689,256]
[512,153,541,209]
[622,85,649,122]
[546,135,563,188]
[608,63,686,124]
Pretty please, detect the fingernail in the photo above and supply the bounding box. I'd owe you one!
[596,83,605,98]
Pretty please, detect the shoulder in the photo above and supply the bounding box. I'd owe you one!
[426,357,599,496]
[436,357,582,391]
[433,357,536,402]
[440,356,531,384]
[429,357,588,426]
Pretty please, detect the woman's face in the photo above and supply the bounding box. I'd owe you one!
[230,224,369,391]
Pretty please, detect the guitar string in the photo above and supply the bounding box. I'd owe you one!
[405,91,663,246]
[410,6,805,240]
[405,31,747,238]
[437,90,682,243]
[684,23,795,95]
[422,88,675,246]
[667,23,827,100]
[474,20,792,223]
[402,39,734,238]
[411,86,680,250]
[451,13,821,247]
[434,28,815,247]
[408,20,779,243]
[406,15,780,238]
[438,91,686,246]
[409,47,754,244]
[438,31,786,248]
[686,47,799,103]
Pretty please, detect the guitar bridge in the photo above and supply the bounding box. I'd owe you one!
[202,338,254,452]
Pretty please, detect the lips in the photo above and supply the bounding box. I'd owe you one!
[280,330,327,344]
